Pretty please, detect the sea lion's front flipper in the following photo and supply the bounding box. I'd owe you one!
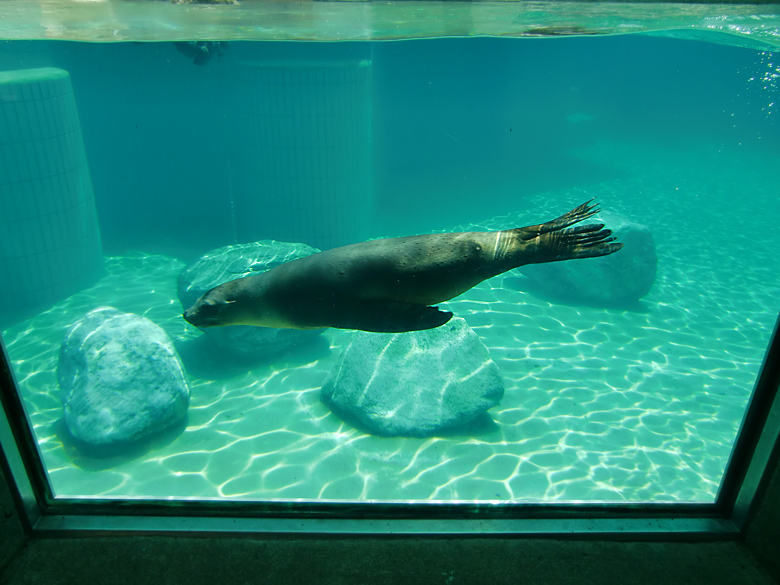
[329,301,453,333]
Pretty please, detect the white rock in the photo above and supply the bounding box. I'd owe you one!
[321,317,504,437]
[520,211,657,305]
[58,307,189,448]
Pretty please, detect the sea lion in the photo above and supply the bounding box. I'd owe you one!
[183,200,623,333]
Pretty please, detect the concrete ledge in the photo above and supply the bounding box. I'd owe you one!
[1,537,775,585]
[747,452,780,584]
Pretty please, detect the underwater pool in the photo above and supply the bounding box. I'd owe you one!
[1,2,779,504]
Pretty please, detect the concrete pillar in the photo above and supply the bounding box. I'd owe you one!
[0,67,103,322]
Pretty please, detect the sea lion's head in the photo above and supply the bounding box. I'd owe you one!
[183,282,246,328]
[183,276,287,329]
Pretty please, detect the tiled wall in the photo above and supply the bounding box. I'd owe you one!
[233,59,373,250]
[0,67,103,319]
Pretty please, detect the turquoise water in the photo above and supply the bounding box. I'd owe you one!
[1,34,779,503]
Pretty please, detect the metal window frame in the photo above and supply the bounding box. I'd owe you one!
[1,314,778,538]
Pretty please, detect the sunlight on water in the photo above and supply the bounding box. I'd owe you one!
[0,0,780,48]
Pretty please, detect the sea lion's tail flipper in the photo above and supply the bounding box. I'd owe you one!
[512,200,623,264]
[519,199,600,235]
[329,300,453,333]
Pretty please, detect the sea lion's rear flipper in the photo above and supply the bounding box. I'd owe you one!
[511,200,624,264]
[330,301,453,333]
[519,199,600,236]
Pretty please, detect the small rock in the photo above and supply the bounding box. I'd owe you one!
[321,317,504,437]
[178,240,324,358]
[58,307,189,448]
[520,211,657,306]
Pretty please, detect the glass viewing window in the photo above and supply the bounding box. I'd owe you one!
[0,0,779,536]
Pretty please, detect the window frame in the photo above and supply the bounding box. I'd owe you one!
[1,315,778,538]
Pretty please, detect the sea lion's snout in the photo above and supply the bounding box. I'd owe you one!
[182,302,219,328]
[183,290,236,329]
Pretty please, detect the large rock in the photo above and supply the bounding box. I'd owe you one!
[58,307,189,448]
[520,211,657,306]
[178,240,324,358]
[321,317,504,437]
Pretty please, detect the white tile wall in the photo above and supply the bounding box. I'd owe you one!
[234,60,373,250]
[0,67,103,315]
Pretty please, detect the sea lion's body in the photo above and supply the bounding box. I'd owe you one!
[183,201,623,333]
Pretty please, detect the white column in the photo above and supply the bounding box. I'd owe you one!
[0,67,103,320]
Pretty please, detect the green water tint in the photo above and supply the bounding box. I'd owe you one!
[0,0,779,49]
[3,139,777,502]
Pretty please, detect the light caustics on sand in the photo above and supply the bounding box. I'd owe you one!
[3,156,775,503]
